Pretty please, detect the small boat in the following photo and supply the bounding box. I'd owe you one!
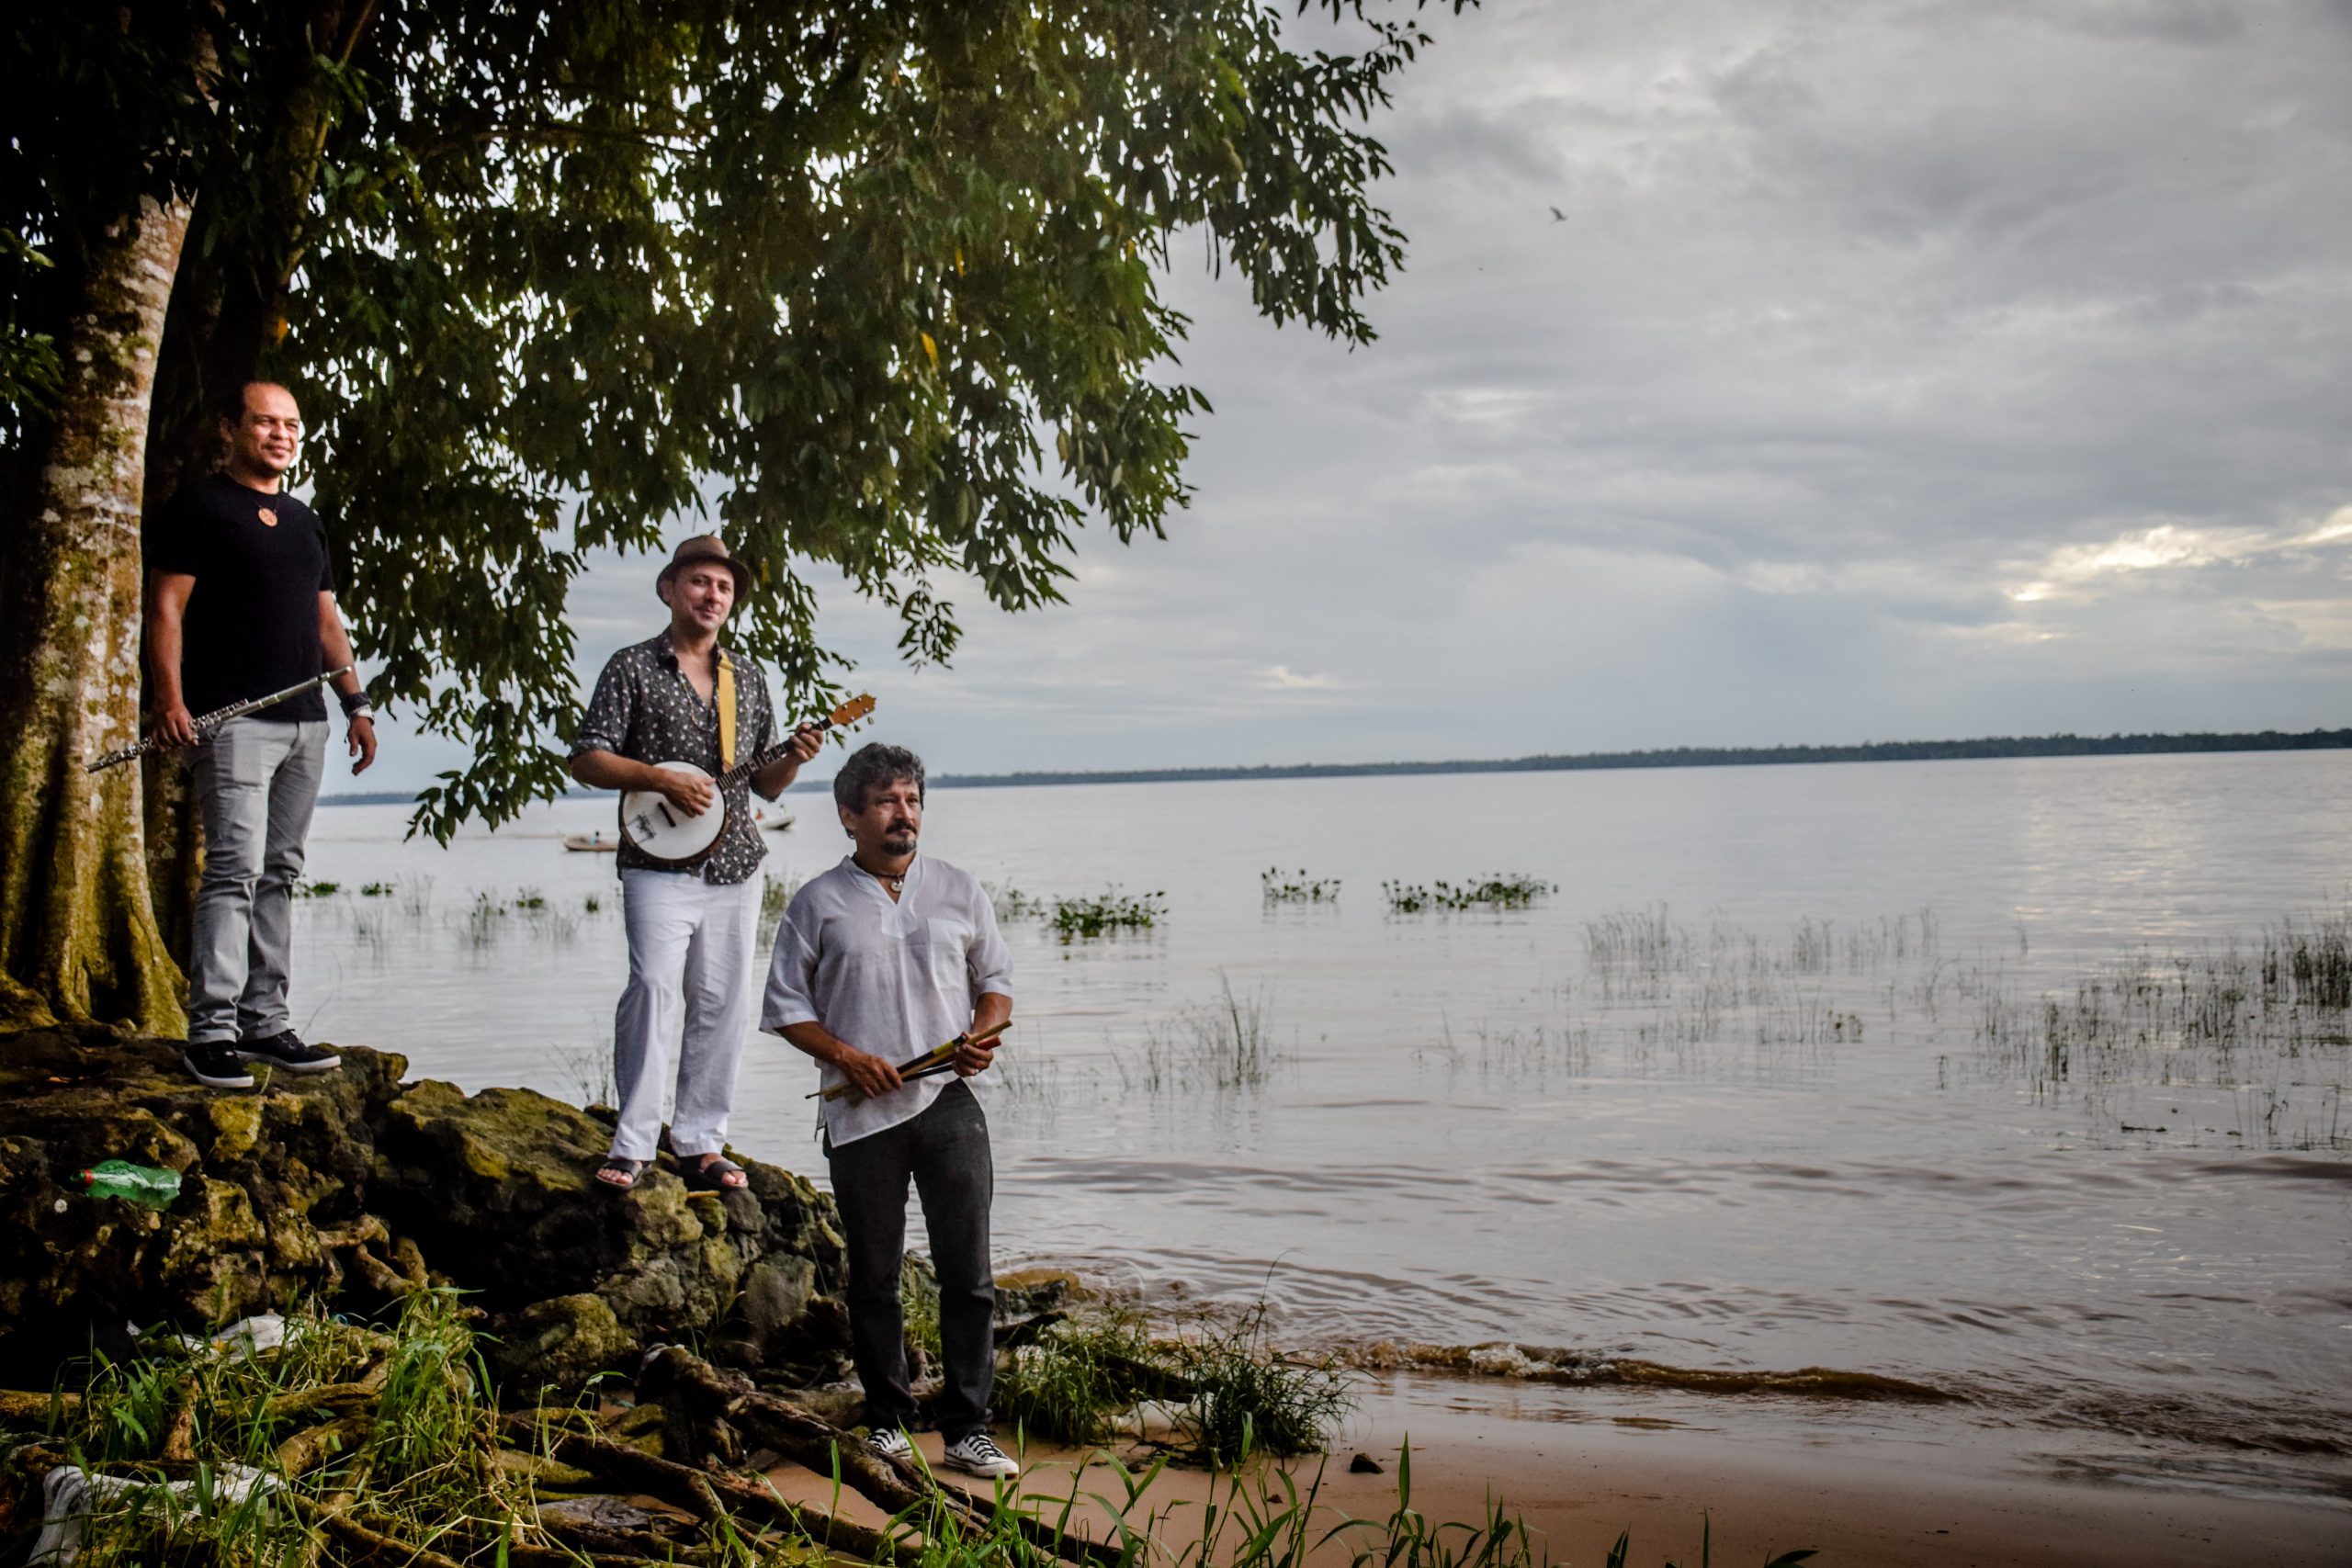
[561,831,619,852]
[763,811,795,832]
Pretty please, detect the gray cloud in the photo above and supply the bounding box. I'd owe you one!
[347,0,2351,793]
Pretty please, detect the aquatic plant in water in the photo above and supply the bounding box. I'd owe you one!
[1383,874,1555,913]
[1262,866,1341,904]
[1046,887,1166,940]
[986,881,1044,921]
[1117,976,1279,1093]
[1442,898,2346,1151]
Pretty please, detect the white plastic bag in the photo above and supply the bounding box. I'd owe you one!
[29,1461,281,1565]
[167,1313,288,1359]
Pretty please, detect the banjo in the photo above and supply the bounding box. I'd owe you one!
[85,666,355,773]
[620,692,875,865]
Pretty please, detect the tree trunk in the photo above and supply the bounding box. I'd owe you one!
[0,194,194,1034]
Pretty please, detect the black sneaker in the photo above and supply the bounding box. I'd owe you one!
[236,1031,342,1075]
[185,1042,257,1090]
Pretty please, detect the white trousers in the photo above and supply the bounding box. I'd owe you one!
[611,868,761,1161]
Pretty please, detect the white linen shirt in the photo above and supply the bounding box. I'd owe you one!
[761,853,1014,1147]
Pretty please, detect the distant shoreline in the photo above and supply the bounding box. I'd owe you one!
[318,726,2350,807]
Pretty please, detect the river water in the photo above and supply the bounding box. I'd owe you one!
[293,750,2352,1505]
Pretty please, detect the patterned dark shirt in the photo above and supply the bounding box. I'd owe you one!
[571,631,777,884]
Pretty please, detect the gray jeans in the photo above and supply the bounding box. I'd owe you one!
[827,1080,997,1439]
[187,716,328,1044]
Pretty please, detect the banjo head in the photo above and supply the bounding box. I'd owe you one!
[619,761,726,864]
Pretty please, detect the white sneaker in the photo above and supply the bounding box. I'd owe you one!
[941,1430,1019,1480]
[865,1426,912,1463]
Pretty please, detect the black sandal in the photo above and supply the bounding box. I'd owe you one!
[595,1156,648,1191]
[682,1154,749,1192]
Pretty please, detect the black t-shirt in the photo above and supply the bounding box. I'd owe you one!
[149,473,336,722]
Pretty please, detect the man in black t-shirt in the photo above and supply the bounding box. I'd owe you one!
[147,381,379,1090]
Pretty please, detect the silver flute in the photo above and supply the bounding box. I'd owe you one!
[85,665,356,773]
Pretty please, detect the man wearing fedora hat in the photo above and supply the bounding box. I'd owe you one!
[570,535,823,1191]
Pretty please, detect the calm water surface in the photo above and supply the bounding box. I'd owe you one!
[295,752,2352,1502]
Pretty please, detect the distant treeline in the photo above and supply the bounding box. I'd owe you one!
[321,728,2350,806]
[921,728,2352,792]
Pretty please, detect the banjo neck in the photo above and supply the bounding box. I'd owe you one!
[711,692,876,785]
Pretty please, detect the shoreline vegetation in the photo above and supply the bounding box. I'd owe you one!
[0,1033,1822,1568]
[0,1292,1818,1568]
[315,727,2352,807]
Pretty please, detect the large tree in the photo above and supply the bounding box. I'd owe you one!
[0,0,1467,1032]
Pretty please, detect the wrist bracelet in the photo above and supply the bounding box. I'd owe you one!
[337,687,370,716]
[345,700,375,721]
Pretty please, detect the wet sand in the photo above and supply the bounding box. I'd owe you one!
[767,1373,2347,1567]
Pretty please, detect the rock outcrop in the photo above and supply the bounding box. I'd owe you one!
[0,1029,853,1392]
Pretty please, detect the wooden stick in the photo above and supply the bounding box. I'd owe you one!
[897,1053,1002,1089]
[811,1021,1009,1100]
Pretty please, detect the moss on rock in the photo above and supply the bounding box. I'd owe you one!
[0,1027,854,1393]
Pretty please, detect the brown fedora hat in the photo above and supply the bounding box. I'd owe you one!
[656,534,753,602]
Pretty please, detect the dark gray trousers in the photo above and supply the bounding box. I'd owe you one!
[827,1079,995,1439]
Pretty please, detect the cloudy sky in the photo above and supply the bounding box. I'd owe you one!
[356,0,2351,793]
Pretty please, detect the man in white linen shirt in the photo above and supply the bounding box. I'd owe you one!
[761,742,1019,1480]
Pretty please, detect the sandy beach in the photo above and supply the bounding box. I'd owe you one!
[768,1374,2349,1568]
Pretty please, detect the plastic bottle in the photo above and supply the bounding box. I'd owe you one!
[74,1161,182,1210]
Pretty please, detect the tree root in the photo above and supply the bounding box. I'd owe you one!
[277,1412,370,1477]
[638,1348,1123,1567]
[159,1382,198,1462]
[264,1356,390,1420]
[534,1511,712,1565]
[0,1390,78,1424]
[286,1495,470,1568]
[530,1422,921,1567]
[494,1447,597,1487]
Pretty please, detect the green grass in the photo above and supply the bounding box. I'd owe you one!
[358,881,393,897]
[1003,1293,1350,1466]
[449,886,580,947]
[889,1438,1818,1568]
[761,869,804,922]
[289,878,341,898]
[903,1258,943,1361]
[17,1295,506,1568]
[998,1306,1165,1446]
[547,1042,616,1108]
[4,1301,1817,1568]
[458,890,505,944]
[1165,1301,1351,1466]
[1116,976,1280,1094]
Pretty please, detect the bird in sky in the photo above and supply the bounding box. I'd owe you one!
[1549,205,1566,222]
